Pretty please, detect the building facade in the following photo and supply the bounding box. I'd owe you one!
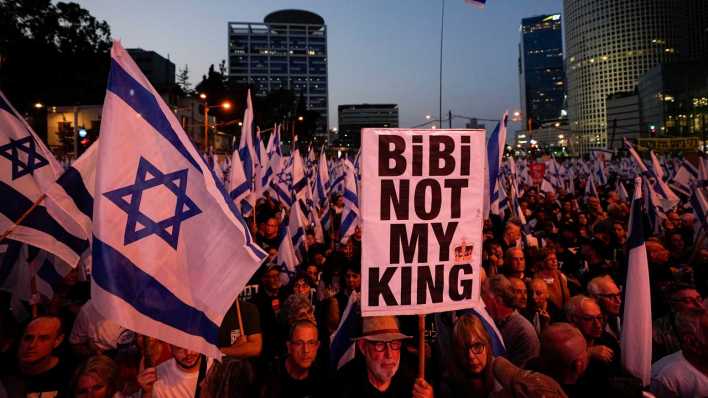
[336,104,399,150]
[637,61,708,148]
[518,14,565,129]
[605,92,641,149]
[228,10,328,138]
[563,0,708,153]
[126,48,176,91]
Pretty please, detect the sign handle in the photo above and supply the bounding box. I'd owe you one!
[418,314,426,379]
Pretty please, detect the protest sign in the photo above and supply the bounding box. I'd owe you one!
[361,129,485,316]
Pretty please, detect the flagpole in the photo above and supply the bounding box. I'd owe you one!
[0,194,47,243]
[418,314,426,379]
[438,0,445,125]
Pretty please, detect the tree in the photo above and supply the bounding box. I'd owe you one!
[176,64,192,94]
[0,1,112,113]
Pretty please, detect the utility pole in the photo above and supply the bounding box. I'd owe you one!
[448,110,452,129]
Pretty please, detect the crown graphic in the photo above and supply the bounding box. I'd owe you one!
[454,239,474,262]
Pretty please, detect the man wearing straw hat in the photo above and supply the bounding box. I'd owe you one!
[337,315,434,398]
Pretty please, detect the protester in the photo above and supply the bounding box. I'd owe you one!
[137,344,205,398]
[442,314,497,397]
[650,308,708,398]
[72,355,120,398]
[336,316,433,398]
[261,320,324,398]
[1,316,71,397]
[482,275,540,367]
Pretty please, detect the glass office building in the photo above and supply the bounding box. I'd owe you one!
[518,14,565,129]
[228,10,328,137]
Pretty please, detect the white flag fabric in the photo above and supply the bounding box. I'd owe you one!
[338,159,359,244]
[53,140,98,238]
[621,177,652,386]
[0,90,88,267]
[92,41,267,358]
[484,113,508,218]
[237,90,257,215]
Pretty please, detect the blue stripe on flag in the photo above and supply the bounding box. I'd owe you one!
[343,190,358,205]
[92,238,220,345]
[107,60,201,171]
[57,166,93,219]
[338,211,358,237]
[0,181,88,255]
[37,259,64,287]
[229,181,251,200]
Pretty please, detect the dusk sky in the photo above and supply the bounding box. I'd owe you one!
[76,0,563,130]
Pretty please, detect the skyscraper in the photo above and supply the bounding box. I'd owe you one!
[228,10,328,138]
[564,0,708,153]
[518,14,565,129]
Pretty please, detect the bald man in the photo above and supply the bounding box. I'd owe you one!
[539,322,589,389]
[3,316,71,397]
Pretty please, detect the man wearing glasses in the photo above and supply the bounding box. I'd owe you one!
[587,275,623,341]
[262,319,323,398]
[337,316,434,398]
[566,295,625,386]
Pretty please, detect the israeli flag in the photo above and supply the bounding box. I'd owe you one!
[271,155,294,207]
[330,291,361,369]
[276,208,299,281]
[314,148,330,210]
[0,90,88,267]
[617,181,629,202]
[669,159,697,196]
[92,42,267,358]
[236,89,257,212]
[621,177,652,386]
[584,173,599,199]
[52,139,97,239]
[625,140,678,210]
[484,112,508,218]
[229,148,253,216]
[338,160,359,244]
[33,251,73,300]
[258,124,282,197]
[689,188,708,232]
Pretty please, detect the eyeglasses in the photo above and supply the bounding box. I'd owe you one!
[290,340,319,350]
[367,340,403,352]
[579,314,605,324]
[596,293,621,301]
[466,342,486,355]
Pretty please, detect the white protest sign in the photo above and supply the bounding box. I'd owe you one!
[361,129,485,316]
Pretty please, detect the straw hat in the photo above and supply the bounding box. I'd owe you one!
[354,316,412,342]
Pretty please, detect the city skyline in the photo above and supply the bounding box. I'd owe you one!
[75,0,563,130]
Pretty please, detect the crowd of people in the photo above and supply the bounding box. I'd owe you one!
[1,153,707,398]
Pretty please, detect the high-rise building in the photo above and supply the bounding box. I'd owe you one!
[518,14,565,129]
[564,0,708,153]
[228,10,328,138]
[337,104,399,150]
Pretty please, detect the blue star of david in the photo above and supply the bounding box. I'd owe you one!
[0,136,49,180]
[104,157,201,249]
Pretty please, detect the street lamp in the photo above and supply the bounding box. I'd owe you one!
[202,97,232,151]
[34,102,44,109]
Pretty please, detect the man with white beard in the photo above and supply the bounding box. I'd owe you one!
[336,316,434,398]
